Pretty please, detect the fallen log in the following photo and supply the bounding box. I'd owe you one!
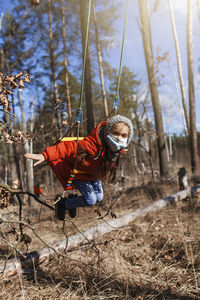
[0,186,198,278]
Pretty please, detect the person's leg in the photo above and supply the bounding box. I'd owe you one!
[90,179,103,203]
[65,180,97,209]
[55,180,103,220]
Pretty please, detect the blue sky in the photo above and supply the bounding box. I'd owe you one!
[109,0,200,135]
[0,0,200,135]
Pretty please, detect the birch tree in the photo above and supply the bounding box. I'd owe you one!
[18,90,34,196]
[168,0,190,134]
[187,0,199,172]
[198,0,200,20]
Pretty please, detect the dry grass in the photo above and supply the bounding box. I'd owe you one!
[0,180,200,299]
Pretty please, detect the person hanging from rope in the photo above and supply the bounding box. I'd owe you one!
[24,115,133,221]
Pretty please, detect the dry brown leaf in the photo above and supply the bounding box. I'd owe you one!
[12,179,20,189]
[31,0,40,6]
[62,120,68,125]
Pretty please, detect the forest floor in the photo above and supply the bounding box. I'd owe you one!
[0,174,200,299]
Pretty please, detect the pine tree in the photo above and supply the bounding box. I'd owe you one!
[138,0,169,177]
[109,66,140,118]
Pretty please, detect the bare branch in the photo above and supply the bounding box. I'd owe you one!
[0,182,54,211]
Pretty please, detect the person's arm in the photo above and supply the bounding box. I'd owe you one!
[24,142,73,167]
[24,153,45,166]
[42,141,76,162]
[25,140,78,166]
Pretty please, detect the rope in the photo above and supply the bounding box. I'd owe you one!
[78,0,92,112]
[112,0,130,115]
[74,122,81,170]
[65,0,92,190]
[74,0,92,154]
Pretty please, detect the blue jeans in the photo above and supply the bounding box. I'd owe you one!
[65,179,103,209]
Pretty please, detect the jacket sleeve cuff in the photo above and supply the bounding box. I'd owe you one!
[42,151,48,160]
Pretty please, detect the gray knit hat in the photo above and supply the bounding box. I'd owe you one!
[105,115,133,145]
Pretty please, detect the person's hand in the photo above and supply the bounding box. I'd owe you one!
[24,153,45,166]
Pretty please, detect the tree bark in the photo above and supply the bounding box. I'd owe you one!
[2,48,19,185]
[18,90,34,197]
[138,0,169,177]
[48,0,62,137]
[168,0,189,134]
[92,0,108,118]
[187,0,199,172]
[198,0,200,20]
[0,47,4,72]
[61,0,72,123]
[3,113,18,185]
[80,0,95,133]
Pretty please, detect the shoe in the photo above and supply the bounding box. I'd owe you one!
[67,194,77,218]
[55,196,66,221]
[68,208,77,218]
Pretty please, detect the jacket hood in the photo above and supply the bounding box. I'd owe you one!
[84,121,107,148]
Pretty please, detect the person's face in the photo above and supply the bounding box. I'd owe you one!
[109,122,129,140]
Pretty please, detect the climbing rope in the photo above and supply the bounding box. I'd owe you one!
[112,0,130,115]
[77,0,92,117]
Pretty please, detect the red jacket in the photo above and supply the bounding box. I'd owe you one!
[42,121,107,189]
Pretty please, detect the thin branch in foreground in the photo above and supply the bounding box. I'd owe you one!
[0,215,102,276]
[0,183,54,211]
[0,229,25,258]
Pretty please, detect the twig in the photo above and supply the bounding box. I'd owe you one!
[0,229,24,257]
[18,191,55,211]
[0,183,54,211]
[98,188,123,220]
[0,215,103,275]
[0,183,21,193]
[0,252,13,277]
[16,194,23,236]
[64,219,100,254]
[61,220,69,252]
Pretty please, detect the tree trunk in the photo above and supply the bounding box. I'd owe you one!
[48,0,62,137]
[198,0,200,20]
[18,91,34,197]
[138,0,169,177]
[2,48,19,185]
[168,0,189,134]
[3,113,18,185]
[169,135,173,158]
[164,135,170,163]
[29,102,34,190]
[92,0,108,118]
[79,0,94,134]
[187,0,199,172]
[0,47,4,72]
[61,0,72,123]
